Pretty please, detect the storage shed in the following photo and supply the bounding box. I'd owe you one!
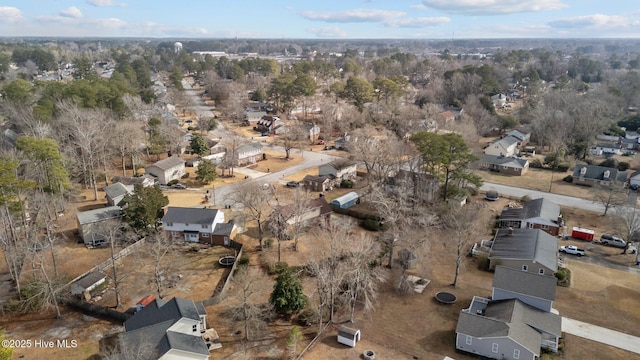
[337,325,360,347]
[331,192,359,209]
[70,271,106,297]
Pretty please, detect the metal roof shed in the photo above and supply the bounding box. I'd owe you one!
[331,192,359,209]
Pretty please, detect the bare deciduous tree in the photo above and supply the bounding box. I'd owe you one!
[227,182,273,249]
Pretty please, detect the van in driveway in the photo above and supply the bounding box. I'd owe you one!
[600,234,627,248]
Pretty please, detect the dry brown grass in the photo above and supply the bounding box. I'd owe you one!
[479,167,595,199]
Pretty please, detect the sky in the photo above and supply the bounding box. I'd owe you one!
[0,1,639,39]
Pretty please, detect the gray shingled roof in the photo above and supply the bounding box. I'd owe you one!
[122,319,209,358]
[76,206,122,225]
[148,156,185,171]
[486,299,562,338]
[493,266,557,301]
[111,174,156,186]
[327,159,356,170]
[483,154,528,169]
[104,182,133,200]
[489,229,558,273]
[506,130,530,142]
[125,297,204,332]
[499,198,560,226]
[237,142,263,154]
[212,222,235,236]
[573,164,627,182]
[303,174,334,183]
[71,271,105,291]
[162,207,219,226]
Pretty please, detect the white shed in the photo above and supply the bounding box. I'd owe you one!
[337,325,360,347]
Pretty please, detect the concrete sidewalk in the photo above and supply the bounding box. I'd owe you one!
[562,317,640,354]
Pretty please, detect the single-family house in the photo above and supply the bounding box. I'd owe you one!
[491,93,508,108]
[162,207,225,243]
[104,182,134,206]
[331,192,359,209]
[234,143,263,166]
[621,137,639,151]
[492,266,557,313]
[145,156,186,185]
[572,164,627,187]
[209,222,239,246]
[302,175,335,192]
[456,297,561,359]
[243,110,267,124]
[506,130,530,147]
[70,271,106,297]
[629,170,640,188]
[489,228,558,275]
[388,169,440,203]
[590,143,623,156]
[111,175,156,188]
[319,160,357,181]
[269,197,332,229]
[498,198,562,236]
[256,115,285,135]
[302,123,321,141]
[484,136,519,157]
[76,206,123,247]
[122,297,210,360]
[481,155,529,176]
[246,102,271,112]
[202,143,227,165]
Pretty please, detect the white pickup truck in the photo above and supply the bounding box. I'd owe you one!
[559,245,585,256]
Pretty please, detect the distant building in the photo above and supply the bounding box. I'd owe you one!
[145,156,186,185]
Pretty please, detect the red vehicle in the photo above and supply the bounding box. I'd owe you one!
[571,227,595,241]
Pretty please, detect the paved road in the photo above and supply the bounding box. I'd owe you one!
[480,182,606,213]
[562,317,640,355]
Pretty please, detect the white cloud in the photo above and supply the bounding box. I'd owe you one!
[307,26,348,38]
[385,17,450,28]
[86,0,127,7]
[301,8,405,23]
[421,0,567,15]
[410,4,428,10]
[0,6,24,23]
[60,6,83,19]
[548,14,637,29]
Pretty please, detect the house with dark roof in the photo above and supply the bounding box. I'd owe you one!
[256,115,285,135]
[70,271,106,297]
[492,266,557,313]
[104,182,133,206]
[76,206,123,247]
[484,136,519,157]
[572,164,627,187]
[319,160,357,181]
[302,174,335,192]
[121,297,210,360]
[162,207,225,243]
[456,297,562,359]
[489,228,558,275]
[145,156,186,185]
[498,198,562,236]
[210,222,238,246]
[481,155,529,176]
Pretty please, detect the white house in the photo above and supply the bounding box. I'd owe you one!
[484,137,519,157]
[162,207,225,242]
[145,156,186,185]
[103,182,133,206]
[319,160,357,180]
[234,143,263,166]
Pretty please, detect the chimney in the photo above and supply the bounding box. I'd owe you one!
[507,227,514,235]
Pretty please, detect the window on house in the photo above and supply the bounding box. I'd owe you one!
[466,335,472,345]
[541,224,549,229]
[192,324,198,332]
[539,268,544,275]
[528,223,534,229]
[201,224,207,229]
[166,222,173,227]
[202,233,210,238]
[522,265,528,272]
[492,343,499,353]
[172,231,180,237]
[514,349,520,359]
[185,223,189,226]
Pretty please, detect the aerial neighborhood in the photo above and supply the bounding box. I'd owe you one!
[1,32,640,360]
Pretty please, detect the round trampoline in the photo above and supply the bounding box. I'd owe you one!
[435,291,457,304]
[218,255,236,267]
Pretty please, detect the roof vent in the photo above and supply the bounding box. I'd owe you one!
[580,167,587,176]
[604,170,610,179]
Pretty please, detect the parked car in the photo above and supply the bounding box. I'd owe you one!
[600,234,627,248]
[286,181,300,188]
[172,183,187,189]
